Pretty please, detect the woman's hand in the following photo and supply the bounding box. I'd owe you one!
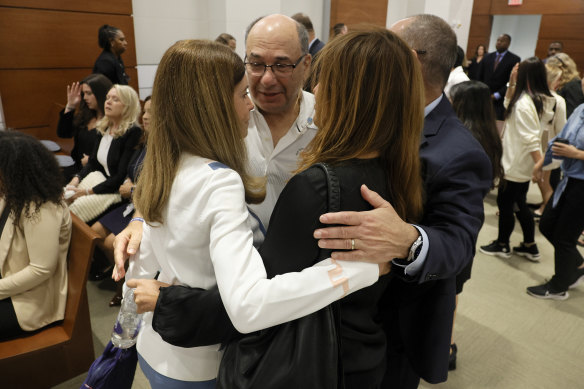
[81,154,90,166]
[552,143,584,160]
[69,187,90,202]
[67,176,80,188]
[126,279,171,314]
[509,63,519,85]
[119,179,134,199]
[65,82,81,113]
[532,158,544,183]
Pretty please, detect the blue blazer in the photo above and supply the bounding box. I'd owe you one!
[382,96,492,383]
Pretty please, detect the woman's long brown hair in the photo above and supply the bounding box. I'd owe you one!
[134,40,265,223]
[300,26,425,222]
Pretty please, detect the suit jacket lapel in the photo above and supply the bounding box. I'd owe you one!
[422,94,450,147]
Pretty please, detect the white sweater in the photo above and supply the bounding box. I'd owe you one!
[127,154,378,381]
[502,93,561,182]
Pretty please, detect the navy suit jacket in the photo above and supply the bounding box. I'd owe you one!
[382,96,492,383]
[308,38,325,57]
[478,50,521,98]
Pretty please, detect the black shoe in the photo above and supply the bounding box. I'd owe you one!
[448,343,457,371]
[569,267,584,289]
[479,241,511,259]
[88,264,114,282]
[526,281,569,300]
[513,242,540,262]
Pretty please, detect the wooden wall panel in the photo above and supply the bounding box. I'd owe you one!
[468,0,584,74]
[0,8,136,69]
[0,0,131,14]
[467,7,493,59]
[330,0,388,30]
[0,68,138,129]
[538,15,584,40]
[490,0,584,15]
[0,1,138,140]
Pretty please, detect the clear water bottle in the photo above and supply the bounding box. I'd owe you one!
[111,288,143,349]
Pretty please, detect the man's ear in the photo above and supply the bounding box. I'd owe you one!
[303,53,313,78]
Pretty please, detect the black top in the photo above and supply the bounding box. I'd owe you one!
[56,109,101,169]
[93,50,129,85]
[260,158,391,387]
[77,126,142,194]
[467,56,484,81]
[558,78,584,119]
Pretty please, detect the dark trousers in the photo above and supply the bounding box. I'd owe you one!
[494,98,505,121]
[382,347,420,389]
[496,179,535,244]
[539,178,584,291]
[0,297,24,341]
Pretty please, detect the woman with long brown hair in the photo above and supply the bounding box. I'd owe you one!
[124,27,424,388]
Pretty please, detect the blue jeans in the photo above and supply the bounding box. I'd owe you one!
[138,353,216,389]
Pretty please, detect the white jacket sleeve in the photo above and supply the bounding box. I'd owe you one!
[515,98,542,154]
[205,170,379,334]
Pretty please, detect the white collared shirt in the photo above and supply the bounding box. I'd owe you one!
[245,91,318,228]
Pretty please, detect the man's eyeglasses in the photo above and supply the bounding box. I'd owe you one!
[244,54,306,78]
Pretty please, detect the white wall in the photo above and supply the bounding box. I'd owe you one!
[386,0,474,56]
[132,0,324,99]
[489,15,541,61]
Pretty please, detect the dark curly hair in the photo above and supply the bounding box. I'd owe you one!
[73,73,113,130]
[98,24,121,51]
[0,132,65,225]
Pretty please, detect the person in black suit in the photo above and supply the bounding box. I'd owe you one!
[315,15,492,388]
[478,34,521,120]
[291,12,325,92]
[291,12,325,57]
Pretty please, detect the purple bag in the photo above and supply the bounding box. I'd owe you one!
[80,341,137,389]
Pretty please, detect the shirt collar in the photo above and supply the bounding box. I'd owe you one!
[424,94,443,117]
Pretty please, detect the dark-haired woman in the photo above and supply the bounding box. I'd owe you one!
[468,44,486,81]
[480,58,560,261]
[57,73,113,180]
[449,80,503,369]
[93,24,129,85]
[0,132,71,341]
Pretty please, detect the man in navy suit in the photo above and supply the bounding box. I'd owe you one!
[315,14,492,388]
[478,34,521,119]
[291,12,325,57]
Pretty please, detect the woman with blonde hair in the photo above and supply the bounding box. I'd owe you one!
[66,84,142,223]
[125,28,424,388]
[547,53,584,117]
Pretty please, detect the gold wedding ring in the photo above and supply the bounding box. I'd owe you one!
[351,239,355,250]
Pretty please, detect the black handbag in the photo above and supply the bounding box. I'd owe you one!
[216,163,344,389]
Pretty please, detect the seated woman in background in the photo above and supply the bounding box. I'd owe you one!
[123,28,423,388]
[66,85,142,223]
[57,73,112,180]
[0,131,72,341]
[93,24,129,85]
[448,80,504,370]
[90,96,150,306]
